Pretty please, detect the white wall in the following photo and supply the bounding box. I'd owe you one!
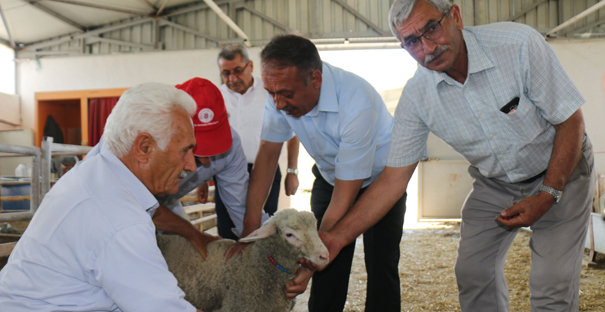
[549,39,605,177]
[16,47,293,209]
[14,39,605,212]
[17,47,262,131]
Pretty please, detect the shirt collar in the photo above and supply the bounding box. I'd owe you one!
[431,28,495,86]
[305,62,339,117]
[100,145,159,213]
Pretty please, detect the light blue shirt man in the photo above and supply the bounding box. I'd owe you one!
[0,145,195,312]
[261,62,394,187]
[387,22,585,183]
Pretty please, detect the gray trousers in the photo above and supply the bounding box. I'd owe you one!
[455,135,595,312]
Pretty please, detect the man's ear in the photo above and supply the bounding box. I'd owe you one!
[133,133,154,164]
[450,4,464,30]
[310,69,322,90]
[249,60,254,73]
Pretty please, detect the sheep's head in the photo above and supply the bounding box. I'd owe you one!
[239,209,329,267]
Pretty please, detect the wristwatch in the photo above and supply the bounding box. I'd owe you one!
[287,168,299,176]
[539,185,562,203]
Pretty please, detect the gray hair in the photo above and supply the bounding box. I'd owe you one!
[103,82,196,158]
[389,0,452,42]
[217,44,250,63]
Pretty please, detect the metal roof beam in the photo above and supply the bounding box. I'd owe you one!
[21,17,154,51]
[25,1,86,31]
[19,50,81,58]
[0,1,15,47]
[234,2,290,31]
[45,0,152,16]
[156,0,170,16]
[201,0,250,47]
[331,0,390,36]
[158,18,221,42]
[86,36,155,50]
[562,18,605,36]
[547,0,605,37]
[507,0,549,21]
[163,0,234,18]
[0,37,12,48]
[137,0,158,11]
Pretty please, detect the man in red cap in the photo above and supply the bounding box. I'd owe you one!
[86,78,271,256]
[157,77,271,240]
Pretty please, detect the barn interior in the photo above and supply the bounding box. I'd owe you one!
[0,0,604,310]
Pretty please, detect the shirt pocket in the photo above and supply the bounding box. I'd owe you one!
[500,95,542,141]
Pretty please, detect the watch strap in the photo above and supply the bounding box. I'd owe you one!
[287,168,298,175]
[539,184,562,203]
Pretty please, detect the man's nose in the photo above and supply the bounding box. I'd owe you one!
[274,96,287,110]
[228,73,238,83]
[421,37,437,54]
[184,152,196,172]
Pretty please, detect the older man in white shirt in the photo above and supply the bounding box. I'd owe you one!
[212,44,299,239]
[0,83,209,312]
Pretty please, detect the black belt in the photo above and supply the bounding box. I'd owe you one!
[518,170,546,184]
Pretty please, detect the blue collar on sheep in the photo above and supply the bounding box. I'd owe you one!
[267,253,298,275]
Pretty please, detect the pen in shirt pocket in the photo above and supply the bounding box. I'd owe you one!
[500,97,520,115]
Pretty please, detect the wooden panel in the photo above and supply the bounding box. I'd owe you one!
[80,98,89,146]
[35,88,128,147]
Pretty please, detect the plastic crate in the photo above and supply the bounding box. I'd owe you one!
[1,184,31,211]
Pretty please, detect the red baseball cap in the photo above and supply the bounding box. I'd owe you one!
[175,78,232,157]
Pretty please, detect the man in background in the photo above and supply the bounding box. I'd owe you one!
[212,44,300,239]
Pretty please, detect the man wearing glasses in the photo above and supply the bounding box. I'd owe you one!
[314,0,594,311]
[211,44,300,240]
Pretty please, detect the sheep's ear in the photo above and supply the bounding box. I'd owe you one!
[239,224,276,243]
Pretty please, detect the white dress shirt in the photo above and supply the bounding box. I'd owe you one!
[219,77,267,164]
[0,145,195,312]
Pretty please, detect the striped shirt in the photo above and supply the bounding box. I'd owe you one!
[387,22,585,183]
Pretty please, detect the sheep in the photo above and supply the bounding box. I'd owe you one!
[157,208,330,312]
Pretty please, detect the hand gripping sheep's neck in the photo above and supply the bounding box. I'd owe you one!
[157,209,329,312]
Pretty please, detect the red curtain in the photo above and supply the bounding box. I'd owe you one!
[88,97,119,146]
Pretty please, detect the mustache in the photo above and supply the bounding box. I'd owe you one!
[424,46,449,64]
[178,171,189,179]
[282,106,295,113]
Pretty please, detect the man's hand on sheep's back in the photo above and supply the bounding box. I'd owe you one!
[224,241,252,263]
[188,230,220,259]
[284,266,313,299]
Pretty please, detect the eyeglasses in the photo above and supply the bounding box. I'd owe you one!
[401,12,448,52]
[221,61,250,78]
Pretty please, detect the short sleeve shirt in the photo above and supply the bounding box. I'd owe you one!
[0,146,195,312]
[387,22,585,183]
[261,62,394,187]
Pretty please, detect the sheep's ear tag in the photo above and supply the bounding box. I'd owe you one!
[239,224,276,243]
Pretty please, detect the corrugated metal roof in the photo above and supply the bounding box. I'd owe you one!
[0,0,604,58]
